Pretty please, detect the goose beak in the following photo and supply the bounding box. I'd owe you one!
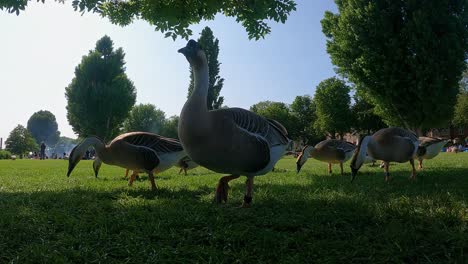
[178,47,188,56]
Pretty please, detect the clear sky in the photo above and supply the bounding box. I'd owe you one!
[0,0,337,142]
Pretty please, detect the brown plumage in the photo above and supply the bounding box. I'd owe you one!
[350,127,419,182]
[69,132,186,190]
[178,39,291,207]
[296,139,356,175]
[416,137,448,169]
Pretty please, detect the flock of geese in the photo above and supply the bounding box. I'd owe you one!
[66,40,450,207]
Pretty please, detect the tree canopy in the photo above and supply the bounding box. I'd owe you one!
[188,27,224,110]
[1,0,297,40]
[26,110,60,146]
[289,95,322,144]
[453,67,468,127]
[5,125,38,157]
[250,101,299,139]
[161,115,180,139]
[65,35,136,141]
[351,94,386,134]
[313,78,352,138]
[453,91,468,127]
[123,104,166,134]
[322,0,468,131]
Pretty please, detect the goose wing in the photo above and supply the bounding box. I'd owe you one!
[112,132,183,154]
[212,107,290,147]
[315,139,356,161]
[418,137,444,147]
[335,140,356,153]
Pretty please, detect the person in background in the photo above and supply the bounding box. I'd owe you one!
[40,142,46,160]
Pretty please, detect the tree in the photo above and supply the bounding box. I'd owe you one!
[1,0,297,40]
[461,67,468,92]
[289,95,322,144]
[5,125,38,158]
[26,110,60,146]
[322,0,468,133]
[313,78,352,138]
[250,101,299,138]
[453,68,468,127]
[453,91,468,127]
[65,35,136,141]
[160,115,180,139]
[187,27,224,110]
[351,94,386,134]
[123,104,166,133]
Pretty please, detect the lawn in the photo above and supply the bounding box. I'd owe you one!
[0,153,467,263]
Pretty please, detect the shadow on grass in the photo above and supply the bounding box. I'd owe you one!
[0,177,466,263]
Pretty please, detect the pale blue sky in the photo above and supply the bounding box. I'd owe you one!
[0,0,337,141]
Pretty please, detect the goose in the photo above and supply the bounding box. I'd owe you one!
[416,137,449,169]
[350,127,419,182]
[296,139,356,175]
[177,156,199,175]
[67,132,186,190]
[178,40,291,207]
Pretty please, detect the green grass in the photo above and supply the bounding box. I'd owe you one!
[0,153,467,263]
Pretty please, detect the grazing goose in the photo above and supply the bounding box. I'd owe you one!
[67,132,186,190]
[416,137,449,169]
[350,127,419,182]
[178,40,291,207]
[177,156,199,175]
[296,139,356,175]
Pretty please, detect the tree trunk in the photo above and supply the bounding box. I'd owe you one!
[449,124,455,140]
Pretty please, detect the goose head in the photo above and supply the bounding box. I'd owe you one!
[296,145,311,174]
[178,39,207,68]
[67,144,82,177]
[67,136,102,177]
[350,135,371,182]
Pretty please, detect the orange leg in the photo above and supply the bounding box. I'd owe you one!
[241,177,254,208]
[124,169,130,179]
[383,161,390,182]
[215,175,240,204]
[410,159,417,180]
[148,171,157,191]
[418,158,423,170]
[128,171,138,186]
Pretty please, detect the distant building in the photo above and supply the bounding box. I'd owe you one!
[426,127,468,140]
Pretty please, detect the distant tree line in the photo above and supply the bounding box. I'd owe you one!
[250,77,386,146]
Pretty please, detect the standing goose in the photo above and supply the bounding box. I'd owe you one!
[416,137,449,169]
[296,139,356,175]
[350,127,419,182]
[67,132,186,190]
[178,40,291,207]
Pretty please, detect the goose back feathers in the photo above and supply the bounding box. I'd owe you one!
[181,107,290,175]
